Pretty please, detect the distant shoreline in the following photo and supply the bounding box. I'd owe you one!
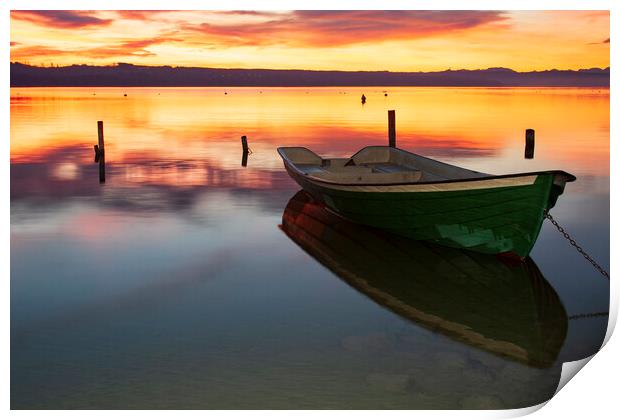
[10,62,610,88]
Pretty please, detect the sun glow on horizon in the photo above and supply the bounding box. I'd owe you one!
[10,10,609,72]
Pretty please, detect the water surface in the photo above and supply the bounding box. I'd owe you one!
[11,87,609,409]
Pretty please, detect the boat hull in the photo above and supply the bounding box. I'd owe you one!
[280,190,568,368]
[284,162,569,258]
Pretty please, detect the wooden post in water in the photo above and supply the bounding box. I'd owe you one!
[97,121,105,183]
[388,110,396,147]
[525,128,535,159]
[97,121,105,155]
[241,135,250,167]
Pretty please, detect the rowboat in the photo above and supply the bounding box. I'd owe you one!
[280,190,568,368]
[277,146,576,258]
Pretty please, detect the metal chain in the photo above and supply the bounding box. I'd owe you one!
[544,211,609,279]
[568,312,609,320]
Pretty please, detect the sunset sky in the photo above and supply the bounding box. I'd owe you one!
[10,10,610,71]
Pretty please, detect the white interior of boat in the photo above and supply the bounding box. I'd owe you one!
[278,146,489,184]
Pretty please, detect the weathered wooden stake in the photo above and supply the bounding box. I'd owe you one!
[241,135,249,153]
[241,150,249,167]
[99,154,106,183]
[388,110,396,147]
[97,121,105,155]
[97,121,105,183]
[525,128,535,159]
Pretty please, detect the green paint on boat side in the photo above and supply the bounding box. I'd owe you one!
[303,173,559,257]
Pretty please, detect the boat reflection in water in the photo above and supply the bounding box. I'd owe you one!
[280,190,568,369]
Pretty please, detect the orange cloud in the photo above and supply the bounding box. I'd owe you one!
[11,45,67,58]
[10,36,181,61]
[85,36,181,58]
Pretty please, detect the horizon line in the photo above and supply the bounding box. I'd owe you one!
[10,61,611,74]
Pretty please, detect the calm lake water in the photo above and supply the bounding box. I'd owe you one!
[11,87,609,409]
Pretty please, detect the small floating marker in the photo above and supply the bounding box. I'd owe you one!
[224,92,228,95]
[388,110,396,148]
[525,128,535,159]
[123,93,127,97]
[384,93,388,97]
[361,94,366,104]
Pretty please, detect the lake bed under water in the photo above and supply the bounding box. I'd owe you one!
[11,87,609,409]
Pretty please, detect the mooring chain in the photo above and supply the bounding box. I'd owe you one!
[568,312,609,320]
[544,211,609,280]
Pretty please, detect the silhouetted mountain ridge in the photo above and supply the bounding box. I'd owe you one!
[10,62,610,87]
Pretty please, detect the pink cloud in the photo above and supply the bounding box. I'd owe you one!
[182,10,507,47]
[11,10,112,28]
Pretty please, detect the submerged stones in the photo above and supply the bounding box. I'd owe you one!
[460,395,506,409]
[336,330,560,408]
[432,351,468,370]
[341,332,391,353]
[365,373,413,392]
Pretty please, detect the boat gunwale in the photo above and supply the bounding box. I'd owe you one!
[277,146,577,188]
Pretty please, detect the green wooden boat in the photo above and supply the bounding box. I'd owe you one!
[278,146,576,258]
[280,190,568,368]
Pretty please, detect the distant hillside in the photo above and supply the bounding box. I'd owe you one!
[10,62,610,87]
